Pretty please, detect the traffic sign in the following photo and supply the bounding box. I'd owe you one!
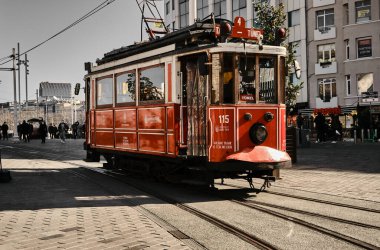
[361,91,378,102]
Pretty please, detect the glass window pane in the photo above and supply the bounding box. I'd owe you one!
[222,54,234,104]
[317,16,324,28]
[325,13,334,26]
[259,57,276,103]
[116,72,136,104]
[239,55,256,103]
[357,73,373,94]
[97,76,113,106]
[140,65,165,101]
[357,39,372,58]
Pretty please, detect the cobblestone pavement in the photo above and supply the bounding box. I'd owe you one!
[276,141,380,202]
[0,138,379,249]
[0,138,190,250]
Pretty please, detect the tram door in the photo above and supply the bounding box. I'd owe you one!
[179,55,208,157]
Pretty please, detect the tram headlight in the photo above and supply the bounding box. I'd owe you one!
[249,123,268,145]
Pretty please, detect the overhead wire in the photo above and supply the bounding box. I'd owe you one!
[0,0,117,66]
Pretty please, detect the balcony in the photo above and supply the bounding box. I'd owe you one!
[313,0,335,7]
[316,96,338,108]
[315,61,337,75]
[314,26,336,41]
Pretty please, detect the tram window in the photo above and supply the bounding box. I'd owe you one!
[259,57,276,104]
[238,55,256,103]
[139,64,165,102]
[222,54,234,104]
[116,71,136,105]
[96,76,113,107]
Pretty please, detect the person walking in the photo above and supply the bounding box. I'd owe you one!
[314,112,326,143]
[20,120,29,142]
[48,123,54,139]
[72,121,79,139]
[58,120,68,143]
[39,121,48,144]
[1,122,8,140]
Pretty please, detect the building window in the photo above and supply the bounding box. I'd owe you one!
[356,0,371,23]
[345,39,350,60]
[214,0,227,19]
[346,75,351,96]
[316,9,334,30]
[232,0,247,20]
[288,10,300,27]
[179,0,189,28]
[197,0,209,20]
[165,1,170,15]
[317,44,335,63]
[116,71,136,104]
[357,73,373,95]
[318,78,336,102]
[172,0,175,10]
[357,38,372,58]
[139,65,165,102]
[96,76,113,106]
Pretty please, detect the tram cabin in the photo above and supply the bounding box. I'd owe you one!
[83,17,291,186]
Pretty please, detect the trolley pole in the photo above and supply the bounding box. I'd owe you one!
[12,48,18,134]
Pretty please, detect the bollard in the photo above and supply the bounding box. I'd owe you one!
[354,129,357,144]
[375,129,378,141]
[367,129,371,140]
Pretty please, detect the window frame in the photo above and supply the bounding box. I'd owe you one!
[316,8,334,29]
[318,78,336,102]
[214,0,227,19]
[345,75,351,96]
[355,0,371,23]
[357,37,372,58]
[96,75,114,108]
[179,0,189,28]
[115,70,137,107]
[232,0,247,20]
[317,43,336,63]
[197,0,209,20]
[138,64,166,105]
[288,9,300,27]
[165,1,170,15]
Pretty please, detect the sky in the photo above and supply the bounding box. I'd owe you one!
[0,0,163,103]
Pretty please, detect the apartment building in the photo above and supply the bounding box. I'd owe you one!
[163,0,380,128]
[307,0,380,127]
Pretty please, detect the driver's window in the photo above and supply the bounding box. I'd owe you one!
[238,55,256,103]
[222,54,234,104]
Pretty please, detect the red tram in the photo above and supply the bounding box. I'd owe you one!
[83,17,291,188]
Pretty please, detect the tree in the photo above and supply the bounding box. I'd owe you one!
[254,2,303,111]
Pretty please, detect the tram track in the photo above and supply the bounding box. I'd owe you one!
[220,182,380,213]
[3,142,379,249]
[86,167,380,250]
[229,198,379,250]
[85,167,278,250]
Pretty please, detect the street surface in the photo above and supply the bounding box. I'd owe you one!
[0,138,379,249]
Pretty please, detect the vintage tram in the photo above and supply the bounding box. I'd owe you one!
[83,17,291,188]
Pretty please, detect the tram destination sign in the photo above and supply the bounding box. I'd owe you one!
[362,91,378,102]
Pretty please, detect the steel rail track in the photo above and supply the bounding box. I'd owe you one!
[221,182,380,213]
[231,199,379,250]
[86,167,278,250]
[244,200,380,230]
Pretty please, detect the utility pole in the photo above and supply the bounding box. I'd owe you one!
[17,43,21,112]
[25,54,29,109]
[35,89,39,117]
[12,48,18,133]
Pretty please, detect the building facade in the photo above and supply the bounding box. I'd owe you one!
[306,0,380,125]
[163,0,380,129]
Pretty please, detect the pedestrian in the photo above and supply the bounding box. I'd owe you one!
[21,120,29,142]
[314,112,326,143]
[296,113,304,129]
[52,124,58,139]
[39,121,48,143]
[58,120,68,143]
[28,122,33,142]
[17,122,22,140]
[331,115,342,142]
[72,121,79,139]
[1,122,9,140]
[48,123,54,139]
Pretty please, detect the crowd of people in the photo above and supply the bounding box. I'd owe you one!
[0,120,85,144]
[296,112,343,143]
